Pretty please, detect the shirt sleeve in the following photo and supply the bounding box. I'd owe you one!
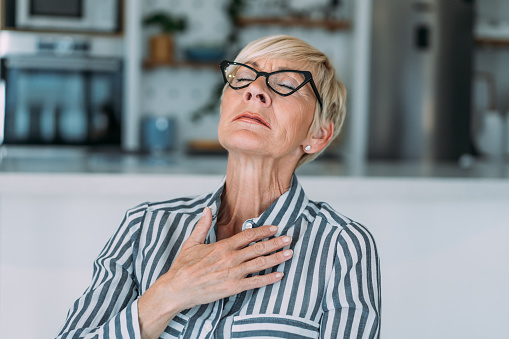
[320,221,381,339]
[55,204,147,339]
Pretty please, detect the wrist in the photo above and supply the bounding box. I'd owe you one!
[153,280,185,318]
[138,282,184,338]
[162,279,192,316]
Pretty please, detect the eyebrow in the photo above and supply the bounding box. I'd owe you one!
[249,61,294,72]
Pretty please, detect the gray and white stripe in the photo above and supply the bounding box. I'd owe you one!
[57,174,380,339]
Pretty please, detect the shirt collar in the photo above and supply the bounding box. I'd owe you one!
[206,175,226,221]
[205,173,309,236]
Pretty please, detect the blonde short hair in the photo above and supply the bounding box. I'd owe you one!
[224,34,347,168]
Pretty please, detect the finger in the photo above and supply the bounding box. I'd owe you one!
[186,207,213,245]
[237,235,292,262]
[238,248,293,277]
[228,225,279,250]
[241,271,285,291]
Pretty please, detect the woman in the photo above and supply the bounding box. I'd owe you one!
[57,35,381,339]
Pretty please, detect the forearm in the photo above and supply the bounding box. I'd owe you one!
[138,282,185,339]
[57,296,190,339]
[56,300,140,339]
[139,310,178,339]
[57,205,147,338]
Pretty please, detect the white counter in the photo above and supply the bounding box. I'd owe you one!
[1,146,508,178]
[1,172,508,339]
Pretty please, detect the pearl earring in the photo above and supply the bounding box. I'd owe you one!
[305,145,311,151]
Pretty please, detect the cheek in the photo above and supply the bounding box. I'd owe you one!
[278,104,314,140]
[220,88,233,111]
[218,91,234,125]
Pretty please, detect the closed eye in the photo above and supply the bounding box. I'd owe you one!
[232,77,254,86]
[279,83,296,91]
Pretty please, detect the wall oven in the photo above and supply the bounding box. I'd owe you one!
[14,0,121,33]
[0,32,123,147]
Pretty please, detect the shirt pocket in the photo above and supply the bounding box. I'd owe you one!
[231,314,320,339]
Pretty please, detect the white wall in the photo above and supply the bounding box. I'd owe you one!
[1,174,508,338]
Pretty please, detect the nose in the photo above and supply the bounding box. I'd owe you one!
[242,76,272,107]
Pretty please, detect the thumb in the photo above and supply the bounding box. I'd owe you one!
[187,207,213,245]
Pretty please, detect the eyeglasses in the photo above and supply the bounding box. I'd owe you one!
[219,60,323,109]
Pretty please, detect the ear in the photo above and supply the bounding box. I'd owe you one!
[302,121,334,154]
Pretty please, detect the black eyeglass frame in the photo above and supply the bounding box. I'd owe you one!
[219,60,323,109]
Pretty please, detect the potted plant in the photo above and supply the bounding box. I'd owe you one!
[143,12,187,66]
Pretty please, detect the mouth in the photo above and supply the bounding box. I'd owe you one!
[233,112,271,129]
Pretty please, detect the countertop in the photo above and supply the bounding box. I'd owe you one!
[1,146,508,179]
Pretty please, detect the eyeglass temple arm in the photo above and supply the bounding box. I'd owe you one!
[309,79,323,109]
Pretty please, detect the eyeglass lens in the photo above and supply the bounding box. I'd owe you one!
[223,64,306,95]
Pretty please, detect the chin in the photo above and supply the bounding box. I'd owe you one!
[219,129,270,155]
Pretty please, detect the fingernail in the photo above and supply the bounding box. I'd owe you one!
[283,236,291,243]
[203,207,210,215]
[283,249,293,257]
[270,226,278,232]
[275,272,284,278]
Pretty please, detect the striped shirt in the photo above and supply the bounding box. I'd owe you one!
[57,174,381,338]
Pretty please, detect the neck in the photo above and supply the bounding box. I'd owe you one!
[216,153,296,239]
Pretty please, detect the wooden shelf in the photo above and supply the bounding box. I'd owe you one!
[476,37,509,48]
[143,60,220,70]
[187,139,225,154]
[237,16,351,31]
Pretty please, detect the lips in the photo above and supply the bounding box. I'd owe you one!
[233,112,271,129]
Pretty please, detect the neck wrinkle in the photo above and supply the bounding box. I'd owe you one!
[216,154,295,238]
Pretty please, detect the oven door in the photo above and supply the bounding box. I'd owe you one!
[1,55,123,146]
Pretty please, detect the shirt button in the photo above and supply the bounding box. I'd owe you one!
[245,222,253,229]
[204,322,213,332]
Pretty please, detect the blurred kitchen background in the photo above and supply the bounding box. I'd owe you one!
[0,0,508,338]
